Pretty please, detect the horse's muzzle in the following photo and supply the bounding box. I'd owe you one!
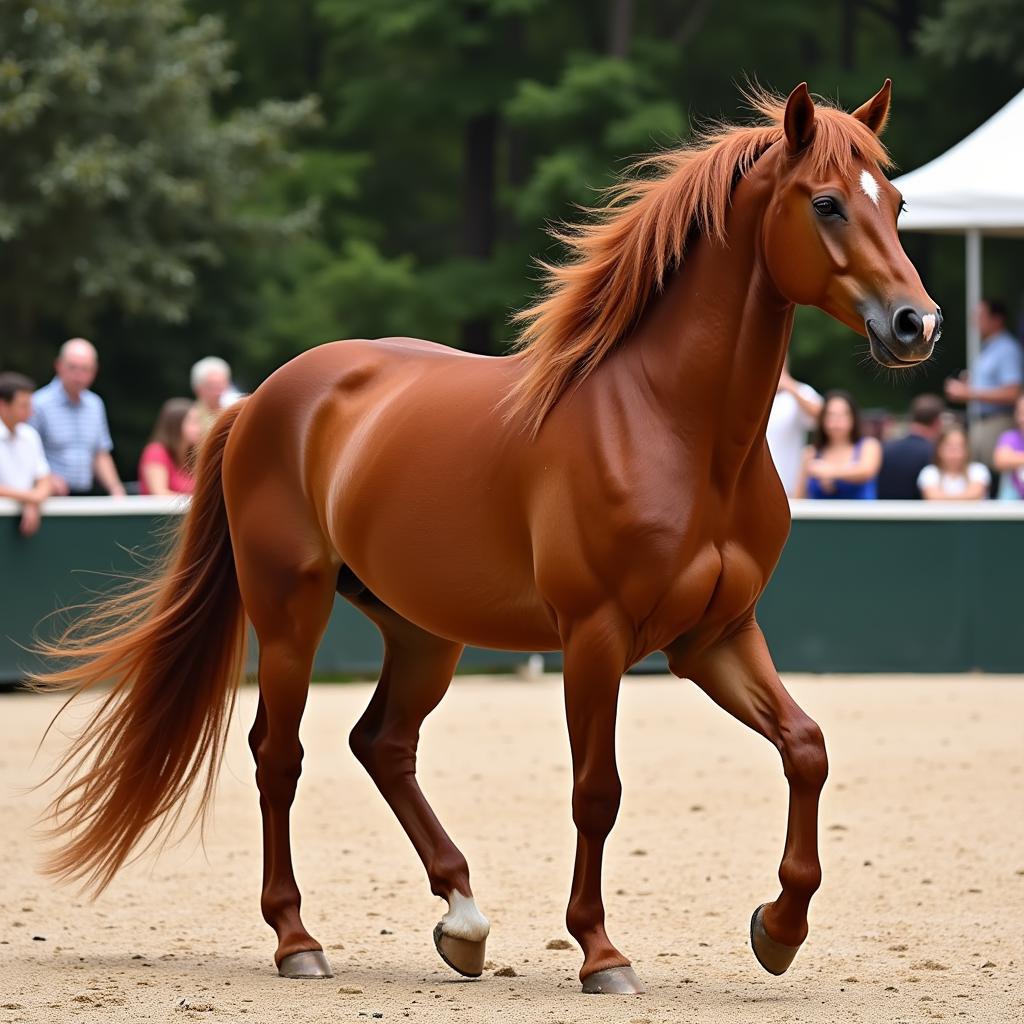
[864,304,941,367]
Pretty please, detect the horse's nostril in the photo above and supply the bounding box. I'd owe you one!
[892,306,923,344]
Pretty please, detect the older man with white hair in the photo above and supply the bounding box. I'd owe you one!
[190,356,242,436]
[31,338,125,496]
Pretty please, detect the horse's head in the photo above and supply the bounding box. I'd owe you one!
[763,81,940,368]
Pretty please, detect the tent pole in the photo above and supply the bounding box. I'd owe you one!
[965,229,982,375]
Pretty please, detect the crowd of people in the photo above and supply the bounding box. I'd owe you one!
[768,299,1024,503]
[3,297,1023,538]
[0,340,239,536]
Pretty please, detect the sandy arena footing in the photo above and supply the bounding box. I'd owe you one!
[1,675,1021,1023]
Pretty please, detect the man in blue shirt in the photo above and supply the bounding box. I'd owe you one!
[31,338,126,496]
[945,299,1023,474]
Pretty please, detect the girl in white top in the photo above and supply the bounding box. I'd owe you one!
[917,425,990,500]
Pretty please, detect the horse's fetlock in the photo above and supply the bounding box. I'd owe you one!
[565,897,604,940]
[778,856,822,898]
[427,851,471,896]
[261,883,301,924]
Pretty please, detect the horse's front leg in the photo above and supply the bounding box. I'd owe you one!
[667,618,828,975]
[561,611,644,995]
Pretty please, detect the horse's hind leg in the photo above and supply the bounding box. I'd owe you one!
[669,619,827,976]
[344,588,489,978]
[237,540,338,979]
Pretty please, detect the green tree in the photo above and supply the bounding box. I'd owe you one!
[10,0,1015,472]
[0,0,316,367]
[918,0,1024,74]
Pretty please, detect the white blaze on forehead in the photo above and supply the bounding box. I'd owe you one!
[859,169,881,207]
[440,891,490,942]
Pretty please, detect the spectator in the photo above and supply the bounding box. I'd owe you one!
[0,372,57,536]
[944,299,1022,476]
[876,394,945,500]
[191,356,241,436]
[796,390,882,500]
[138,399,202,495]
[31,338,126,496]
[766,359,823,497]
[917,425,990,501]
[993,393,1024,500]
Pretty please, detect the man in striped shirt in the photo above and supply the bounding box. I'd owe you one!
[31,338,126,497]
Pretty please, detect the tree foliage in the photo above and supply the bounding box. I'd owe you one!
[919,0,1024,74]
[2,0,1022,469]
[0,0,316,359]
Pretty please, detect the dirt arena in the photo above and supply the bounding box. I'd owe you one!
[1,675,1021,1023]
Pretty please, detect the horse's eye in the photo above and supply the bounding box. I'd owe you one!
[898,198,908,214]
[812,197,843,219]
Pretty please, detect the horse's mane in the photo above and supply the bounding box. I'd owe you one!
[505,86,892,436]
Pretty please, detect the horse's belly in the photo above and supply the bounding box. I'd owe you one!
[329,430,558,650]
[344,532,560,651]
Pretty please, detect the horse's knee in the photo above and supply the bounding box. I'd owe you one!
[572,776,622,839]
[779,714,828,791]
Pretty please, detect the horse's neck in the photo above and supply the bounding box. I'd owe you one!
[624,189,793,468]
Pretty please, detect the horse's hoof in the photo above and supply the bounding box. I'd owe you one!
[750,904,801,976]
[277,949,334,979]
[581,965,645,994]
[433,922,486,978]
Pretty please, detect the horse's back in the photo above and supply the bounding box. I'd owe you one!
[225,338,558,650]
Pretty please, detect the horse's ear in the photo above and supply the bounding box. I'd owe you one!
[783,82,816,154]
[852,79,892,136]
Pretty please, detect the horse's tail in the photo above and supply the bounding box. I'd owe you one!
[32,401,249,894]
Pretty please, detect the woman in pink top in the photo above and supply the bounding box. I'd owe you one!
[138,399,202,495]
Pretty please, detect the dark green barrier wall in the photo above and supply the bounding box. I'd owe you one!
[0,500,527,681]
[2,500,1021,680]
[758,518,1022,673]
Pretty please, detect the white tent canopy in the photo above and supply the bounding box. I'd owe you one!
[892,88,1024,369]
[893,88,1024,234]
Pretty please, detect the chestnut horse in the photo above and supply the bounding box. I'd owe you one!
[36,82,939,995]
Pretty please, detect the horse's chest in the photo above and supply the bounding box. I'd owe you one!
[645,538,763,628]
[641,509,787,658]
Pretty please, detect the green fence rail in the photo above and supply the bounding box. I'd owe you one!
[2,497,1022,681]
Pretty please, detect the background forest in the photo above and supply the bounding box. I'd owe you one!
[2,0,1023,472]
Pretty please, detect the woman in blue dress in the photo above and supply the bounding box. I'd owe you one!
[796,389,882,499]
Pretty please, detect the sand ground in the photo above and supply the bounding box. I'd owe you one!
[1,675,1021,1024]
